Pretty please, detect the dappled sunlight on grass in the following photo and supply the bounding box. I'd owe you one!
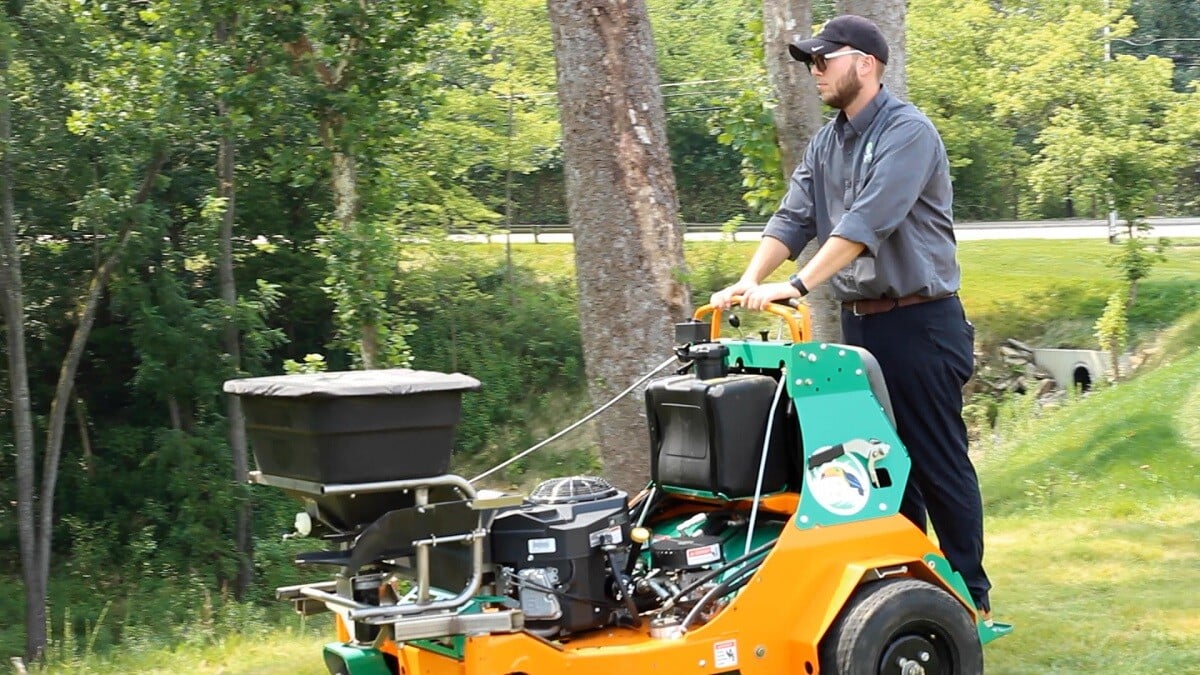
[986,514,1200,673]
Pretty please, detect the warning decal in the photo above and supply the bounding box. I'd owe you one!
[713,639,738,668]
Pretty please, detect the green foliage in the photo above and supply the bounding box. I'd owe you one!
[1095,290,1129,378]
[1146,305,1200,367]
[981,349,1200,518]
[714,88,786,215]
[282,353,328,374]
[955,239,1200,349]
[1116,0,1200,91]
[1109,235,1169,304]
[909,0,1025,219]
[685,214,752,295]
[398,243,585,468]
[316,215,417,368]
[906,0,1200,220]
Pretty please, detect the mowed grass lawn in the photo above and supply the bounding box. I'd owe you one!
[979,347,1200,673]
[36,239,1200,674]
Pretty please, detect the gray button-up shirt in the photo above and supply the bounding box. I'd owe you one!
[762,87,960,302]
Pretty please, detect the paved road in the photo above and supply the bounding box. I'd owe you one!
[463,216,1200,244]
[953,216,1200,241]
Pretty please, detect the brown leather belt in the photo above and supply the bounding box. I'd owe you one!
[842,293,955,316]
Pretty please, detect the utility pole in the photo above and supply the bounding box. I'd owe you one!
[1103,3,1119,244]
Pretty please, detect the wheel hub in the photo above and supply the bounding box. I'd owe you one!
[880,634,942,675]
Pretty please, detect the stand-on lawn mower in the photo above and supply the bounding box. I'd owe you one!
[224,298,1011,675]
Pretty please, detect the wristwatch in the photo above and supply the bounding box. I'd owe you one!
[787,272,809,297]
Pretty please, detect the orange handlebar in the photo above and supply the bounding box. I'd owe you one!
[693,296,812,343]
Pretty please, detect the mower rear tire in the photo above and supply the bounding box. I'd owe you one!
[818,578,982,675]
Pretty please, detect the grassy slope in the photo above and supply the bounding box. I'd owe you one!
[30,241,1200,673]
[980,347,1200,673]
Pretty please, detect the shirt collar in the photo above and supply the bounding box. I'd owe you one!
[836,86,890,139]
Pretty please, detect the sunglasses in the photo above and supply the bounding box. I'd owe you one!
[807,49,867,72]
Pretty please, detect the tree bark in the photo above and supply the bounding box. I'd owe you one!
[285,30,380,370]
[74,397,94,478]
[763,0,823,179]
[548,0,689,493]
[329,149,380,368]
[837,0,907,100]
[216,17,253,600]
[1,38,48,664]
[764,0,841,343]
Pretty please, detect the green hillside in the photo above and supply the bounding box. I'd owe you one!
[979,344,1200,673]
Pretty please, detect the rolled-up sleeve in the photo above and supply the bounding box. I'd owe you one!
[832,117,938,256]
[762,142,819,260]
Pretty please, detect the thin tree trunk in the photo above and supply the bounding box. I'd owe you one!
[329,149,379,368]
[548,0,690,493]
[764,0,841,343]
[167,395,183,431]
[837,0,907,100]
[216,17,253,600]
[284,33,379,370]
[34,150,166,659]
[74,397,94,478]
[1,37,49,663]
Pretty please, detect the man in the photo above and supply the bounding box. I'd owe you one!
[709,14,992,622]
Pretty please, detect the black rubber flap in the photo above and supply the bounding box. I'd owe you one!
[223,369,481,398]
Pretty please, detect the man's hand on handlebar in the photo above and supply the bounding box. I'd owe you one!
[711,281,801,311]
[708,279,757,309]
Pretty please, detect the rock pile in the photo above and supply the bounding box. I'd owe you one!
[972,338,1058,399]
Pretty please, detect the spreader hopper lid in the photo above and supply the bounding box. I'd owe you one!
[223,369,482,399]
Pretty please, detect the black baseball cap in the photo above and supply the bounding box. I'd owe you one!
[788,15,889,65]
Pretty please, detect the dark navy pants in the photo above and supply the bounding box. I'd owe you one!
[841,295,991,611]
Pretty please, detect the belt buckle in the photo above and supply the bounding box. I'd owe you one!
[851,300,865,317]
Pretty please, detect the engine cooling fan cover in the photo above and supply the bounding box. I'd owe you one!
[528,475,619,505]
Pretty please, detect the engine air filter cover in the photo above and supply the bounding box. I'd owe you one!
[650,534,725,570]
[529,476,619,505]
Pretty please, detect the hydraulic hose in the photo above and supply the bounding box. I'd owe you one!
[746,372,787,556]
[472,354,678,484]
[679,558,764,631]
[659,539,775,612]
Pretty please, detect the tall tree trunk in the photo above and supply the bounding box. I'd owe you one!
[837,0,907,100]
[548,0,690,493]
[283,32,381,370]
[764,0,823,179]
[764,0,840,343]
[329,148,379,368]
[1,35,48,663]
[216,17,253,600]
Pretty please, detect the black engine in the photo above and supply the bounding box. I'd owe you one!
[489,476,631,636]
